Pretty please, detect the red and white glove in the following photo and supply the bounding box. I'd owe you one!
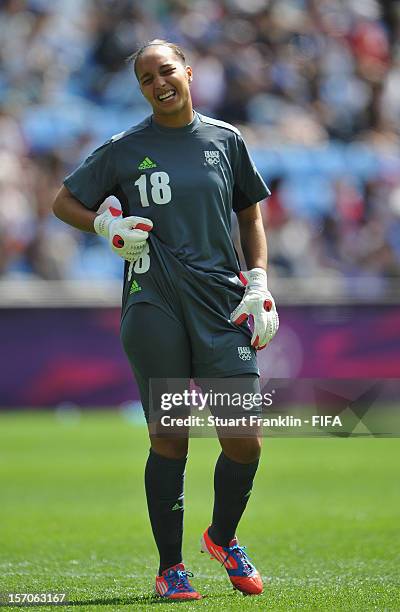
[94,206,152,263]
[230,268,279,350]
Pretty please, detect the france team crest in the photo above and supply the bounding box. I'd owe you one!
[237,346,252,361]
[204,150,220,165]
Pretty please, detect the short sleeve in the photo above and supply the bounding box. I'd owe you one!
[63,140,117,211]
[232,134,270,213]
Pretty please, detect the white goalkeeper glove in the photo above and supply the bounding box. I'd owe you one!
[230,268,279,350]
[94,206,153,263]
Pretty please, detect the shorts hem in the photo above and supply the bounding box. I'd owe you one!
[192,367,259,379]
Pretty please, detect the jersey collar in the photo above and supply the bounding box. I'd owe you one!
[150,111,201,135]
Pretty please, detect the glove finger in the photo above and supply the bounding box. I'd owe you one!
[262,313,279,345]
[252,310,272,348]
[250,314,262,348]
[251,332,268,350]
[252,329,267,349]
[119,228,149,240]
[108,206,122,217]
[256,319,270,350]
[251,333,259,349]
[251,310,265,342]
[112,241,146,260]
[268,310,279,338]
[119,243,146,262]
[230,303,249,325]
[120,216,153,231]
[135,221,152,232]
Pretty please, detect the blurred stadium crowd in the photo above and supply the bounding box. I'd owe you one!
[1,0,400,291]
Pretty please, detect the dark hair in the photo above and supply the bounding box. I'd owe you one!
[128,39,186,78]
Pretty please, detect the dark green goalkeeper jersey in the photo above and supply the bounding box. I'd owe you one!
[64,112,270,321]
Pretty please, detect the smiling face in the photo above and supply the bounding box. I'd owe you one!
[136,45,193,127]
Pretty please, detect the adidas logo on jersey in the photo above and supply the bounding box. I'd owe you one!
[204,150,220,166]
[130,279,142,294]
[138,156,157,170]
[238,346,252,361]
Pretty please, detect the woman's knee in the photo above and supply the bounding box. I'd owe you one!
[219,436,262,463]
[150,435,189,460]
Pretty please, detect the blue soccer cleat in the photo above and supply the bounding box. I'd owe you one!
[155,562,202,600]
[201,527,263,595]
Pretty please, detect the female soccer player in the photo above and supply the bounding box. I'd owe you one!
[53,40,279,601]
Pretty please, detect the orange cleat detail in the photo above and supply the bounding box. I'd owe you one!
[200,528,263,595]
[155,563,202,600]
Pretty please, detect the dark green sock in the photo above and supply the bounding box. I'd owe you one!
[209,452,259,547]
[144,449,186,574]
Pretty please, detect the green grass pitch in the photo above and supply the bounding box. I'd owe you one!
[0,411,399,611]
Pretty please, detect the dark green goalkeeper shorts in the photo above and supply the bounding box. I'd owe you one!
[120,266,259,421]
